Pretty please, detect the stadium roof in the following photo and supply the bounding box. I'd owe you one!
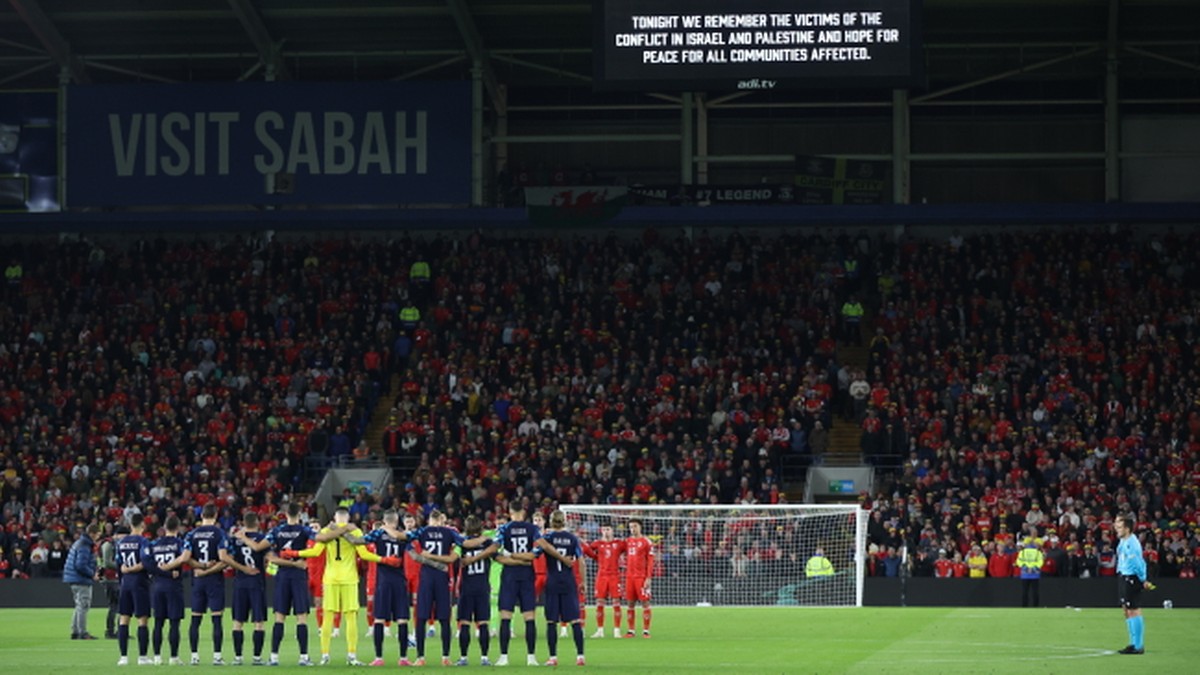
[1,0,1197,109]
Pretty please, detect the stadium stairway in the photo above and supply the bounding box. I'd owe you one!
[825,340,868,467]
[783,331,868,500]
[361,373,401,460]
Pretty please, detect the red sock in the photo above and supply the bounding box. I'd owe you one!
[626,609,634,631]
[367,602,375,626]
[317,608,324,627]
[596,606,605,628]
[642,607,652,631]
[580,607,587,623]
[334,613,342,629]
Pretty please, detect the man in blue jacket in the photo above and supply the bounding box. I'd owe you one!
[64,523,101,640]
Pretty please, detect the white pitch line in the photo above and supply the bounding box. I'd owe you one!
[861,641,1114,662]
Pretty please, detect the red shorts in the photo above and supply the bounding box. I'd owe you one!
[594,575,620,601]
[535,575,546,598]
[406,575,419,596]
[624,576,649,603]
[309,578,323,599]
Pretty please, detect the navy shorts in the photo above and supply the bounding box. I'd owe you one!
[457,592,490,623]
[498,577,537,613]
[542,583,580,624]
[232,582,268,623]
[191,575,226,614]
[373,576,410,622]
[119,582,151,618]
[273,573,311,616]
[415,574,451,622]
[151,582,185,621]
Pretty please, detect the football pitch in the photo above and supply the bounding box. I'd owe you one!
[1,606,1190,673]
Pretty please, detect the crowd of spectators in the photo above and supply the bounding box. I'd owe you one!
[367,226,861,525]
[3,225,1199,587]
[0,236,388,576]
[857,227,1200,580]
[2,227,865,579]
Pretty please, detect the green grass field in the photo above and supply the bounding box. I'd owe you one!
[1,606,1191,673]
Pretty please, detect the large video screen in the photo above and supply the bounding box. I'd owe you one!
[595,0,921,91]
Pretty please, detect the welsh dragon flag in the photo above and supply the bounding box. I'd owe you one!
[524,186,627,227]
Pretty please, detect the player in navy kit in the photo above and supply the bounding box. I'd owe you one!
[115,513,152,666]
[176,504,229,665]
[262,502,316,666]
[538,511,586,667]
[145,516,186,665]
[492,499,540,662]
[494,503,544,666]
[356,510,417,666]
[220,512,269,665]
[405,510,463,666]
[455,515,499,666]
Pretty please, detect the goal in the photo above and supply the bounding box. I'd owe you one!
[559,504,868,608]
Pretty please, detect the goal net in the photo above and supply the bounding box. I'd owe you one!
[559,504,867,608]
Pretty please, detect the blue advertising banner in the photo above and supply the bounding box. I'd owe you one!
[66,82,470,207]
[0,90,60,212]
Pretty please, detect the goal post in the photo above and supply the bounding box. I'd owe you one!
[559,504,868,608]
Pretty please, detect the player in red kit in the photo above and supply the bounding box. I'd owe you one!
[531,512,548,603]
[622,519,654,638]
[586,525,624,638]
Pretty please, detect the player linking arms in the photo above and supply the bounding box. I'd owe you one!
[407,510,465,665]
[144,516,186,665]
[218,513,269,666]
[343,510,447,666]
[1115,514,1154,655]
[537,510,587,667]
[455,516,500,666]
[491,504,578,666]
[282,507,402,665]
[171,504,229,665]
[260,502,317,666]
[115,514,152,666]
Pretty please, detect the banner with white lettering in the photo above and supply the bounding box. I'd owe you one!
[66,82,470,207]
[596,0,921,91]
[629,184,797,205]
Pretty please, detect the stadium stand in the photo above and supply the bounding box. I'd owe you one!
[0,236,387,573]
[1,227,1198,582]
[858,228,1200,578]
